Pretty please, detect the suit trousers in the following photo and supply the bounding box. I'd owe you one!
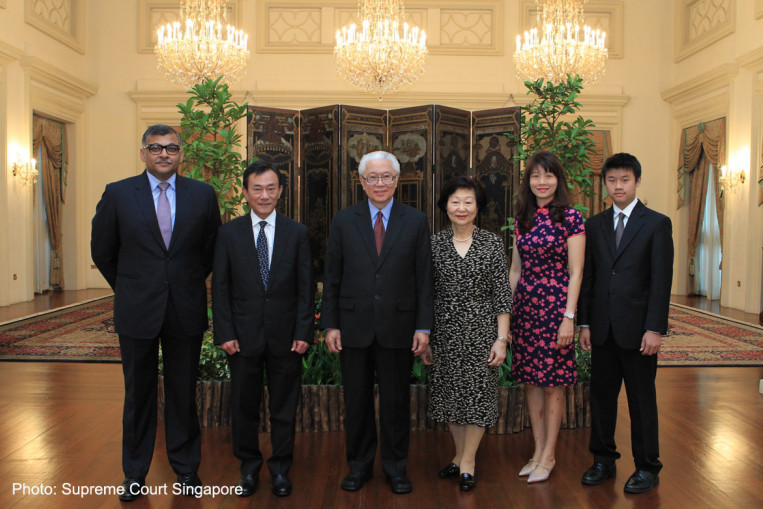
[228,346,302,477]
[118,293,203,479]
[589,328,662,474]
[340,340,414,477]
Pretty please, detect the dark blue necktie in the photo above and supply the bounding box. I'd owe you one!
[257,220,269,289]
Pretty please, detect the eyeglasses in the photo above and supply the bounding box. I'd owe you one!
[144,143,181,155]
[361,174,397,186]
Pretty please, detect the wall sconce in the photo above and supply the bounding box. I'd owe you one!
[11,155,39,185]
[719,164,745,190]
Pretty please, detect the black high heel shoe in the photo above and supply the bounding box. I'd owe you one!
[438,463,460,479]
[459,472,476,491]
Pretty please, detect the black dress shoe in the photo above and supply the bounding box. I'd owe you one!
[237,473,258,497]
[624,470,659,494]
[176,472,202,496]
[386,474,413,494]
[118,478,144,502]
[459,473,476,491]
[271,474,292,497]
[581,462,616,486]
[341,471,372,491]
[438,463,460,479]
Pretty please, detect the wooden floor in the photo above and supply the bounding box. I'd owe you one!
[0,362,761,508]
[0,289,112,324]
[670,294,763,326]
[1,291,760,327]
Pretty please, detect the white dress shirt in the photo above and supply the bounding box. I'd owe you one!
[252,209,276,269]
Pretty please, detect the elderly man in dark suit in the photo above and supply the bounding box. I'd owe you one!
[577,152,673,495]
[322,150,434,494]
[212,161,313,498]
[91,124,221,501]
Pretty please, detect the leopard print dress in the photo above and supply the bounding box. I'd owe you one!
[426,227,512,428]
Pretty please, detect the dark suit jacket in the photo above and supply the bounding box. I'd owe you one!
[577,200,673,350]
[322,200,434,349]
[212,212,313,357]
[91,171,221,339]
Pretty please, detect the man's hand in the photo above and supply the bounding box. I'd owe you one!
[291,340,309,355]
[488,341,507,367]
[326,329,342,353]
[419,346,433,365]
[640,331,662,356]
[579,327,591,351]
[557,318,575,348]
[221,340,240,356]
[412,331,429,356]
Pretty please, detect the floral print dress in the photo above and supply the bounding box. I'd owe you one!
[511,206,585,387]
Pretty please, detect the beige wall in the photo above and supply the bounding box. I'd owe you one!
[0,0,761,314]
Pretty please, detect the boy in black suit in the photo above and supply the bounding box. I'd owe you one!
[577,152,673,494]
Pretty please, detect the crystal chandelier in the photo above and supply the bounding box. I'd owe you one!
[334,0,427,100]
[514,0,607,85]
[155,0,249,89]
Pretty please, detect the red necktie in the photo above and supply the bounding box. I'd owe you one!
[374,211,385,255]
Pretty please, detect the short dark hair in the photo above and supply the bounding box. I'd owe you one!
[242,161,283,189]
[602,152,641,180]
[141,124,181,146]
[437,176,487,214]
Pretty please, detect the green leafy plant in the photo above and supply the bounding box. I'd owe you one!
[301,330,342,385]
[506,74,597,218]
[575,340,591,383]
[177,76,251,221]
[410,357,429,385]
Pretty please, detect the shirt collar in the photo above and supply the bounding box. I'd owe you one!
[613,198,639,219]
[251,209,277,228]
[368,198,394,219]
[146,171,176,190]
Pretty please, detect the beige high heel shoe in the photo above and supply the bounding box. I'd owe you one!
[519,459,538,477]
[527,460,555,483]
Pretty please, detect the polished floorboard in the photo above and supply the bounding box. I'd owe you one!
[0,289,112,324]
[0,362,761,508]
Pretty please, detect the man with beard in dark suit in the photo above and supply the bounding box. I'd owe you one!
[91,124,220,501]
[578,152,673,495]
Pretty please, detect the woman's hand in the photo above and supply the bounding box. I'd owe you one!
[488,340,507,367]
[557,318,575,348]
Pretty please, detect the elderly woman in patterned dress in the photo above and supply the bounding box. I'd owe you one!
[509,151,586,483]
[422,176,512,492]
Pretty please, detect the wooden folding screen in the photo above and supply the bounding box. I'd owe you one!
[247,105,521,279]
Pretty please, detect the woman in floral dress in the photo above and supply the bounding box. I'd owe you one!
[509,151,586,483]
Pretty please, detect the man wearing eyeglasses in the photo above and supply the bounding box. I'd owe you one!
[323,151,434,494]
[91,124,221,501]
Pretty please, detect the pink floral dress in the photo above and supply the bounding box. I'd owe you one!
[511,206,585,387]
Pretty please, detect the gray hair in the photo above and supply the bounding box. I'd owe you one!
[358,151,400,176]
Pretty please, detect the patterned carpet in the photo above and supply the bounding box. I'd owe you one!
[0,297,119,362]
[0,298,761,365]
[661,303,763,366]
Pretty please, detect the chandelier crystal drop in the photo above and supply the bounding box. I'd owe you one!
[155,0,249,89]
[514,0,607,85]
[334,0,428,100]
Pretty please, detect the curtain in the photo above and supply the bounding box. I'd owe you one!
[696,164,721,299]
[32,115,67,289]
[677,117,726,295]
[33,145,52,293]
[573,130,612,218]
